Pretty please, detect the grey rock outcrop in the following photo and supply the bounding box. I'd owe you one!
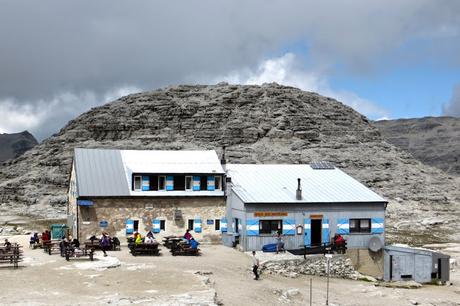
[0,84,459,243]
[0,131,38,163]
[261,255,358,279]
[373,117,460,176]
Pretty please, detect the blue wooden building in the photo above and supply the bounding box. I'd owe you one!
[222,163,387,251]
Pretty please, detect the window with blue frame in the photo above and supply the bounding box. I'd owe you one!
[259,220,282,234]
[349,218,371,233]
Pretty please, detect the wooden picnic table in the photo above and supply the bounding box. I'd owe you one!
[162,236,182,249]
[129,242,161,256]
[170,241,200,256]
[63,245,94,261]
[0,243,23,268]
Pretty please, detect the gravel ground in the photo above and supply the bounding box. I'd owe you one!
[1,235,460,305]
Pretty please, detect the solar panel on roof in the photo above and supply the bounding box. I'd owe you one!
[310,161,335,170]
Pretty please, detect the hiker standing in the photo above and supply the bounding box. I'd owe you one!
[252,251,260,280]
[100,232,111,257]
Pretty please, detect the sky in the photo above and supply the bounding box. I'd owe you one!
[1,1,460,140]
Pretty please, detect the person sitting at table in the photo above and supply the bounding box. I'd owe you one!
[144,233,156,244]
[30,233,39,246]
[189,238,199,250]
[70,236,80,248]
[134,232,143,245]
[183,229,193,241]
[3,239,12,254]
[41,230,50,242]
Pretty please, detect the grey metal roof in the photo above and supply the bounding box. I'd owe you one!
[74,148,225,197]
[226,164,387,204]
[74,148,130,197]
[385,245,449,258]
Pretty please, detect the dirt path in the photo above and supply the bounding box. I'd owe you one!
[1,235,460,305]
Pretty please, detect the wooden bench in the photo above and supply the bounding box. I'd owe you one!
[42,240,62,255]
[129,243,160,256]
[0,244,23,268]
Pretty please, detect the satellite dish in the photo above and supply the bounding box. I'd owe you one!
[368,236,383,252]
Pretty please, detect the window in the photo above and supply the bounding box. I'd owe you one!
[158,176,166,191]
[349,218,371,233]
[160,220,166,231]
[188,219,194,231]
[259,220,282,234]
[215,219,221,231]
[133,220,139,232]
[214,176,221,190]
[134,176,142,191]
[200,176,207,191]
[185,176,192,191]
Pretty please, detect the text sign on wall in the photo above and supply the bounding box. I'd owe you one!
[254,212,288,217]
[207,219,214,225]
[99,220,108,228]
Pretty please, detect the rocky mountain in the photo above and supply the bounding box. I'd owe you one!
[373,117,460,176]
[0,84,459,244]
[0,131,38,163]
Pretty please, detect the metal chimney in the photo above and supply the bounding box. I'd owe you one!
[296,178,302,200]
[220,146,227,165]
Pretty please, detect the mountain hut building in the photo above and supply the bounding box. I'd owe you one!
[68,148,226,242]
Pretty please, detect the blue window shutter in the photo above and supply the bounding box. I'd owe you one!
[322,218,330,244]
[194,218,202,233]
[152,219,161,233]
[193,176,201,191]
[142,176,150,191]
[246,219,259,236]
[221,217,227,232]
[371,218,384,234]
[282,219,295,235]
[304,219,311,246]
[207,176,215,191]
[126,219,134,234]
[337,218,350,234]
[166,176,174,191]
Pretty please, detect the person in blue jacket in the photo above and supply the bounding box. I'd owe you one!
[190,238,199,250]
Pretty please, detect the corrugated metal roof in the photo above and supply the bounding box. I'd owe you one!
[74,148,224,197]
[120,150,225,174]
[75,148,130,197]
[226,164,386,203]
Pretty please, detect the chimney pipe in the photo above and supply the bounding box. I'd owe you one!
[220,146,227,165]
[296,178,302,200]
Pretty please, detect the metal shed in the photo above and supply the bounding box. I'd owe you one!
[384,245,450,283]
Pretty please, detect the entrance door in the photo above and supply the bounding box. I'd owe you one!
[133,220,139,232]
[311,219,322,246]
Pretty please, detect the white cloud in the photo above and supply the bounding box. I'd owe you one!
[213,53,389,119]
[0,86,141,140]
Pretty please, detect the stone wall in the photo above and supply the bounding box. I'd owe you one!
[74,197,225,243]
[261,255,358,279]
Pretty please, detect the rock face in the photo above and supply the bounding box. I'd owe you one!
[0,84,459,243]
[0,131,38,163]
[373,117,460,176]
